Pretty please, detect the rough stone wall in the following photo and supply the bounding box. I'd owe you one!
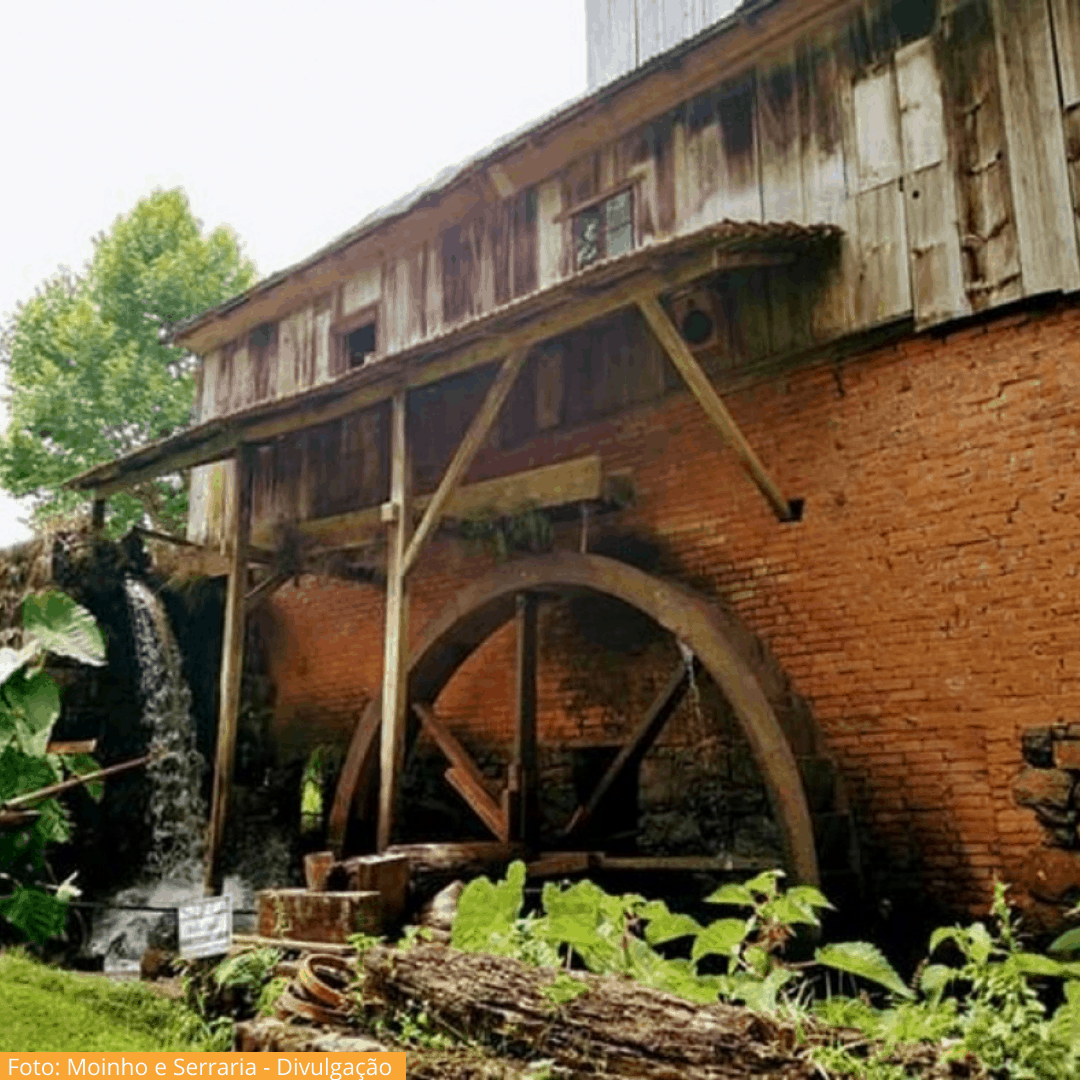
[262,295,1080,912]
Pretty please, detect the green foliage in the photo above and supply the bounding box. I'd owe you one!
[0,189,256,535]
[211,946,281,992]
[0,591,106,942]
[450,866,1080,1079]
[457,504,554,560]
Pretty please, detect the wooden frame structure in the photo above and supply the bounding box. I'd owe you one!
[69,222,834,892]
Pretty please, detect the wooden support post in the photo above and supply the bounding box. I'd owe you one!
[401,349,529,578]
[510,592,539,845]
[563,658,694,838]
[205,445,255,894]
[90,496,106,534]
[377,390,412,852]
[636,294,795,521]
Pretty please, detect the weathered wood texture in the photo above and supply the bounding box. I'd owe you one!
[365,943,817,1079]
[361,944,966,1080]
[204,445,254,895]
[187,0,1080,545]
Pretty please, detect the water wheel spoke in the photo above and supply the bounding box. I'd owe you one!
[563,656,697,838]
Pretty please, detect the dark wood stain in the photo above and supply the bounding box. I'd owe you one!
[936,0,1021,308]
[442,219,477,324]
[718,72,758,171]
[644,113,678,236]
[513,187,539,298]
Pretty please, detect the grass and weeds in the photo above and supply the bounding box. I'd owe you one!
[443,864,1080,1079]
[0,951,231,1052]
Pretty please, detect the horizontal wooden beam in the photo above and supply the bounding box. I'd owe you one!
[251,454,607,551]
[636,294,796,521]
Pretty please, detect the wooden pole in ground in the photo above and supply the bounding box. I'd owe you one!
[205,446,255,894]
[511,592,539,845]
[377,390,412,852]
[90,495,106,534]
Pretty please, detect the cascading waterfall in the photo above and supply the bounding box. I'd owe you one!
[125,576,207,877]
[89,578,230,969]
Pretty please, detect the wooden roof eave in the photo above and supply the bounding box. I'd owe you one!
[67,222,840,498]
[169,0,860,356]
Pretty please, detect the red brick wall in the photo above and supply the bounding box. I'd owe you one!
[262,297,1080,910]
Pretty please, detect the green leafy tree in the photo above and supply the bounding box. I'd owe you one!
[0,190,256,536]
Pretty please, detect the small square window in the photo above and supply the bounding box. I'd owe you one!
[345,321,377,368]
[573,189,635,270]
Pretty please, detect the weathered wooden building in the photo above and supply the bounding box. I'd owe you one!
[72,0,1080,913]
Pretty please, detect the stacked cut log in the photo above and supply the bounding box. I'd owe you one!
[361,944,977,1080]
[1012,724,1080,930]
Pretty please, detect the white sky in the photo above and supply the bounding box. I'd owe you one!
[0,0,589,546]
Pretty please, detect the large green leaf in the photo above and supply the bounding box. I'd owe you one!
[692,918,749,963]
[451,861,526,954]
[22,592,105,667]
[815,941,914,999]
[62,752,104,801]
[0,885,69,944]
[705,882,756,907]
[1051,927,1080,955]
[643,902,702,945]
[3,669,61,756]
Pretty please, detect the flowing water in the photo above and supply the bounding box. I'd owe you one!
[89,578,249,968]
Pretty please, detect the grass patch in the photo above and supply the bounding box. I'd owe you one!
[0,951,230,1052]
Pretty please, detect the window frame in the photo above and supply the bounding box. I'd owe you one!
[566,184,637,271]
[332,303,380,374]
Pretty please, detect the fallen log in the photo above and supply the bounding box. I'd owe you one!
[362,943,814,1079]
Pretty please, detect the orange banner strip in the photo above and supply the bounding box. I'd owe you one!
[0,1054,405,1080]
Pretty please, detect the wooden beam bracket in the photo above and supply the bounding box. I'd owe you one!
[636,293,798,522]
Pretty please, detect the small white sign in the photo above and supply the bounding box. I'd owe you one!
[178,895,233,960]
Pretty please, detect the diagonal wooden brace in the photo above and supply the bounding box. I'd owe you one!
[401,348,530,578]
[636,293,796,521]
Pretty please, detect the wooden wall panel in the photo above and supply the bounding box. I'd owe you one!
[758,47,806,223]
[938,0,1021,310]
[313,294,334,384]
[1066,105,1080,257]
[896,37,970,326]
[536,180,564,289]
[992,0,1080,294]
[341,267,381,317]
[1050,0,1080,107]
[797,32,857,339]
[586,0,637,90]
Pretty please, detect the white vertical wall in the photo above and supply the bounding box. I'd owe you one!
[586,0,745,90]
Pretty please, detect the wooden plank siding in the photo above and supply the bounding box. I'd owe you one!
[186,0,1080,549]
